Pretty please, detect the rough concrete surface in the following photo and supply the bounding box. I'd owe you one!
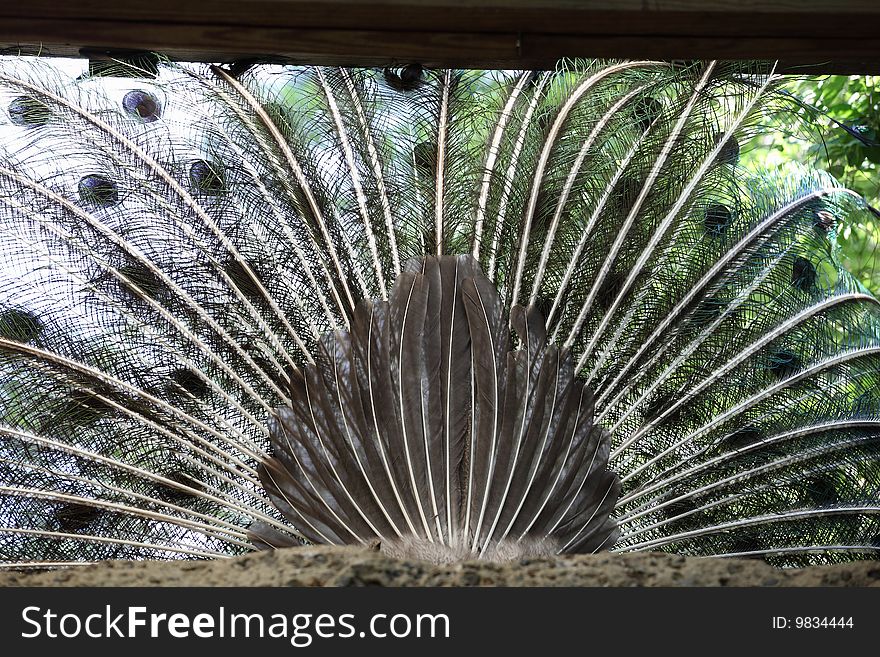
[1,546,879,586]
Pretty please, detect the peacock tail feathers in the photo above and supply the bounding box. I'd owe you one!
[0,56,877,567]
[259,255,619,561]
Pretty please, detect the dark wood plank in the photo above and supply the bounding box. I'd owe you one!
[0,1,878,37]
[0,1,879,73]
[0,19,518,67]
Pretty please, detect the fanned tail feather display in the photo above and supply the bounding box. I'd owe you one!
[0,56,878,567]
[259,255,619,561]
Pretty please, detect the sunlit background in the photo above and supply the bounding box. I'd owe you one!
[743,75,880,296]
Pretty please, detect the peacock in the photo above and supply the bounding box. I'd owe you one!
[0,55,878,569]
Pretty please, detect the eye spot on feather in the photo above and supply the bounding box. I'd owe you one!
[252,354,292,393]
[78,175,119,207]
[87,52,160,79]
[122,90,162,122]
[657,488,698,521]
[693,292,727,325]
[156,468,205,503]
[633,96,662,131]
[661,499,695,520]
[54,388,114,426]
[713,133,739,166]
[226,258,263,300]
[262,102,290,128]
[642,391,681,424]
[728,535,766,560]
[813,210,835,233]
[54,502,101,532]
[530,189,557,231]
[527,70,546,88]
[611,175,644,213]
[420,228,438,255]
[594,271,625,312]
[703,203,732,236]
[852,392,877,415]
[224,59,259,79]
[0,308,43,343]
[170,367,209,399]
[413,141,437,174]
[803,474,840,507]
[117,263,164,300]
[401,64,424,86]
[766,347,801,380]
[532,296,555,322]
[533,286,571,325]
[189,159,226,194]
[791,256,817,292]
[383,64,423,91]
[8,96,51,127]
[725,425,764,450]
[537,108,554,133]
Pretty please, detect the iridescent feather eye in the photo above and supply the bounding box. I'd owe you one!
[122,89,162,122]
[7,96,51,127]
[612,175,643,212]
[642,387,689,427]
[53,389,114,427]
[527,69,546,88]
[633,96,662,131]
[766,348,801,379]
[383,64,424,92]
[87,52,160,78]
[813,210,836,233]
[714,133,740,165]
[400,63,423,87]
[54,503,101,532]
[169,367,209,399]
[189,159,226,194]
[413,141,437,173]
[78,174,119,207]
[704,203,732,236]
[0,308,43,343]
[692,292,726,325]
[155,467,205,503]
[225,258,263,300]
[726,425,764,450]
[594,270,625,312]
[852,392,877,415]
[791,256,817,292]
[657,486,701,520]
[804,475,841,507]
[117,263,164,301]
[728,536,766,561]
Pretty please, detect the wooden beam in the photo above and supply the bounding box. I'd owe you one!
[0,1,879,73]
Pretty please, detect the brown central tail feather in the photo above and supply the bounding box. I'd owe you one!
[255,255,620,562]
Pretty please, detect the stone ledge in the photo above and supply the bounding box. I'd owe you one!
[2,546,879,586]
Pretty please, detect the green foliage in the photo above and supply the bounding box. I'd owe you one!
[744,75,880,296]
